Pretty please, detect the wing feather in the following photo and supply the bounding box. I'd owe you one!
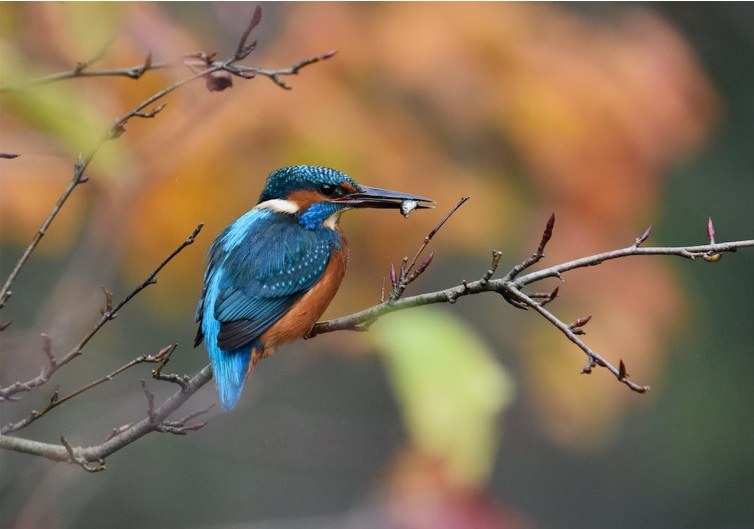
[196,209,339,352]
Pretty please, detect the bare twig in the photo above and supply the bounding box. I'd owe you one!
[388,196,469,302]
[0,5,342,469]
[480,250,503,285]
[311,216,754,391]
[0,6,334,94]
[634,225,652,247]
[60,436,106,472]
[1,221,752,467]
[1,345,178,434]
[0,6,336,309]
[503,212,555,282]
[507,286,649,392]
[235,5,262,60]
[0,365,213,468]
[3,4,752,470]
[0,154,93,309]
[0,60,169,91]
[237,50,339,90]
[0,225,203,402]
[0,61,209,310]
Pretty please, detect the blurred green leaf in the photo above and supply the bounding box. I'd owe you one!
[1,46,115,160]
[373,307,515,486]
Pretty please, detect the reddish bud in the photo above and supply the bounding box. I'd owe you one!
[538,212,555,253]
[570,315,592,329]
[416,251,434,274]
[634,225,652,247]
[149,344,175,363]
[618,359,628,380]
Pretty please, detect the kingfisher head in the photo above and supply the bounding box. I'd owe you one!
[257,165,433,230]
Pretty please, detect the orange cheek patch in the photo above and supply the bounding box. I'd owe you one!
[288,190,327,208]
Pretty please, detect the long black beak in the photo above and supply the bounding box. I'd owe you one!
[335,185,434,210]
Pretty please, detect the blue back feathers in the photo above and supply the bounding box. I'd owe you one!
[197,166,351,410]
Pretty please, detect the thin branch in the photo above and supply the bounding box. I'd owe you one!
[388,196,469,302]
[515,239,752,287]
[508,287,648,392]
[233,50,338,90]
[407,197,468,275]
[1,224,752,466]
[235,5,262,60]
[503,212,555,282]
[0,61,211,310]
[0,154,94,309]
[0,365,213,467]
[0,4,341,468]
[0,63,169,91]
[0,6,334,94]
[0,225,203,402]
[313,241,754,339]
[311,232,754,389]
[480,250,503,285]
[0,7,336,308]
[1,345,177,434]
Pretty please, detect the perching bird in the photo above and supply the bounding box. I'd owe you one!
[195,165,433,410]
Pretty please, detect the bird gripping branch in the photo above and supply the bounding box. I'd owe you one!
[195,165,433,410]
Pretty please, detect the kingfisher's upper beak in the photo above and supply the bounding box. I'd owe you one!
[334,185,434,210]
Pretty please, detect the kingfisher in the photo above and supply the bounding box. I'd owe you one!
[195,165,433,410]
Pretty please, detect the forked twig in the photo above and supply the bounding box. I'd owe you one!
[0,225,203,403]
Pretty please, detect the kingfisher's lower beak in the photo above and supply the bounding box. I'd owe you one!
[335,185,434,209]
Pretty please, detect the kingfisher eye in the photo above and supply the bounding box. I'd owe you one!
[320,183,344,197]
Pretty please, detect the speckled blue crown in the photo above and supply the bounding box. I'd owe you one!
[258,165,357,202]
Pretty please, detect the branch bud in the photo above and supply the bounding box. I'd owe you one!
[618,359,628,380]
[634,225,652,247]
[569,314,592,335]
[205,71,233,92]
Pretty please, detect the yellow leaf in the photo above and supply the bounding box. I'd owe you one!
[372,307,515,487]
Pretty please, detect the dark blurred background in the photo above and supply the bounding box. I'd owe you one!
[1,3,752,529]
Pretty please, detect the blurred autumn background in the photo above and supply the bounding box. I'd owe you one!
[1,2,752,529]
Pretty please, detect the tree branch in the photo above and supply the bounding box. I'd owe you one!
[1,345,177,434]
[3,4,752,471]
[311,213,754,392]
[2,211,752,468]
[0,6,336,309]
[0,224,203,403]
[0,4,341,470]
[0,365,213,467]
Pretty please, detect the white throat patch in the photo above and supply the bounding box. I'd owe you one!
[254,199,300,214]
[323,210,344,230]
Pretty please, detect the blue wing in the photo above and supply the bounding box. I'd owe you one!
[196,208,338,409]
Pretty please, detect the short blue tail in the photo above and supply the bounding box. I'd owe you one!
[209,345,251,411]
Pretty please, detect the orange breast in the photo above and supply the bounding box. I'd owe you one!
[260,243,349,350]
